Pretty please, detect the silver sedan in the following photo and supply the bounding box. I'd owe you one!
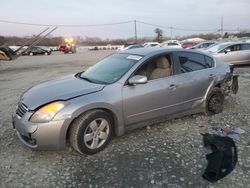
[204,42,250,65]
[13,48,238,154]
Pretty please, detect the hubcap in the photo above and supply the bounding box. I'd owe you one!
[84,118,110,149]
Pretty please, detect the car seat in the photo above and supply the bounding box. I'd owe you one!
[149,57,171,80]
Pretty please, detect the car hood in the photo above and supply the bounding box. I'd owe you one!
[21,74,105,110]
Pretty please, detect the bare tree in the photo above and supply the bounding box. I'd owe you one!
[154,28,163,42]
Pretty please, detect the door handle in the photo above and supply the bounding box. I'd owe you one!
[169,84,176,90]
[209,74,216,78]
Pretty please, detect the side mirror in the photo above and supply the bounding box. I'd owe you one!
[128,75,148,85]
[224,49,231,54]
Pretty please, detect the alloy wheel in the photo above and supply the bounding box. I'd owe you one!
[84,118,110,149]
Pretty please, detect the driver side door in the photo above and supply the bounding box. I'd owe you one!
[122,53,183,125]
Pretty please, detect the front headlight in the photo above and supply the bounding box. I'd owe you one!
[30,101,68,123]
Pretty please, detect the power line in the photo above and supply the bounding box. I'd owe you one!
[0,19,248,32]
[137,21,217,32]
[0,19,134,27]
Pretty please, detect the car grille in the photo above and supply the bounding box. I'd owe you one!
[16,103,29,118]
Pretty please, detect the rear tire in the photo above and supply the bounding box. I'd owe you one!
[29,52,33,56]
[205,88,224,115]
[69,110,114,155]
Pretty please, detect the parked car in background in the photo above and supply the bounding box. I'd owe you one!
[117,42,138,51]
[39,46,53,53]
[181,41,197,48]
[59,44,76,53]
[159,40,182,48]
[119,44,144,51]
[188,41,216,50]
[88,46,99,51]
[13,47,238,154]
[204,42,250,65]
[49,46,59,51]
[23,46,51,56]
[143,42,160,47]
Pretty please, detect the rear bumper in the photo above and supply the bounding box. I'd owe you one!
[13,114,71,150]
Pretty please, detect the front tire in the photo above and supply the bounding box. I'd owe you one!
[205,88,225,115]
[69,110,114,154]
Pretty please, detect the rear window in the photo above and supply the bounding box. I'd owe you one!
[178,52,212,73]
[241,44,250,50]
[205,56,214,68]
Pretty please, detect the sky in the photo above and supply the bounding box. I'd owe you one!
[0,0,250,39]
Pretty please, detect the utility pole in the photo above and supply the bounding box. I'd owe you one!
[134,20,137,42]
[170,26,173,40]
[221,16,224,37]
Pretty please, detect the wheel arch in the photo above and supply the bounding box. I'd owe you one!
[66,107,123,141]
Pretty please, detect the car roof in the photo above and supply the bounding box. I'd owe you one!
[218,41,250,45]
[199,41,215,44]
[118,47,210,57]
[209,41,250,49]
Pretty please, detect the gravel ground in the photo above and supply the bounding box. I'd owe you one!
[0,49,249,188]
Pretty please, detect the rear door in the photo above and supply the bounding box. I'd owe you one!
[237,43,250,64]
[217,44,241,63]
[173,52,216,109]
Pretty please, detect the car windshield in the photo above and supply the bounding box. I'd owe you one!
[80,53,142,84]
[206,43,229,53]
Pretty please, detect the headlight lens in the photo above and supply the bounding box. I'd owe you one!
[30,101,68,123]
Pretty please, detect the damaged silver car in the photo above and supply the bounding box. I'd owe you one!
[13,48,238,154]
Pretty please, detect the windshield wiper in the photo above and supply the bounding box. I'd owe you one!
[78,74,109,85]
[80,76,94,83]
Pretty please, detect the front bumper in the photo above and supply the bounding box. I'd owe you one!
[13,113,70,150]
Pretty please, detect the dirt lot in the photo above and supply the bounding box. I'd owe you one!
[0,49,249,188]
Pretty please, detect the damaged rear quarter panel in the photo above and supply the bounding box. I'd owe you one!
[202,58,231,103]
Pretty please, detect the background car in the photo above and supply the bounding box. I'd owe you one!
[39,46,53,53]
[143,42,160,47]
[120,44,144,51]
[88,46,99,50]
[204,42,250,65]
[59,44,76,53]
[188,41,216,50]
[117,42,138,51]
[23,46,51,56]
[159,40,182,48]
[181,41,197,48]
[13,47,238,155]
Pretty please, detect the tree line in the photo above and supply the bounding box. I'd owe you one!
[0,29,248,46]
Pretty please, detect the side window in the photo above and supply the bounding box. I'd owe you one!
[199,44,205,48]
[241,44,250,50]
[204,43,212,48]
[225,44,241,52]
[135,54,172,80]
[205,56,214,68]
[178,52,208,73]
